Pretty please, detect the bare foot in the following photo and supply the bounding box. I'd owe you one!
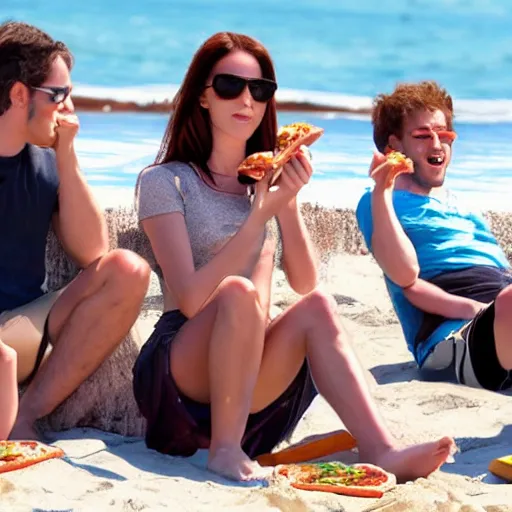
[8,418,40,441]
[207,445,273,482]
[364,436,456,483]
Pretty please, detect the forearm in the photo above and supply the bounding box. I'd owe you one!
[371,188,419,287]
[277,199,318,294]
[404,278,484,319]
[177,214,267,317]
[56,146,108,266]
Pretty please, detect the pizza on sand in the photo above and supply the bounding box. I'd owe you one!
[275,461,396,498]
[0,440,65,474]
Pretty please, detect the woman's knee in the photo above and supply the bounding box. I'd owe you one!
[216,276,260,308]
[293,289,347,345]
[300,289,338,320]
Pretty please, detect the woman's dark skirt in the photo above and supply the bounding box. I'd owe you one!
[132,310,317,458]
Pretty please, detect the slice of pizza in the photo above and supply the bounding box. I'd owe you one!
[0,440,65,474]
[385,150,413,174]
[272,122,324,184]
[275,461,396,498]
[276,122,324,152]
[237,151,276,184]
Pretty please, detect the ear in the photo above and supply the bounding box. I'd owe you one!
[9,82,30,109]
[388,134,403,152]
[199,91,209,110]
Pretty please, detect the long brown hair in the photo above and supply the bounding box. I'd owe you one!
[372,81,454,153]
[155,32,278,180]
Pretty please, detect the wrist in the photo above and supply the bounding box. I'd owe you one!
[247,208,268,230]
[372,183,393,198]
[458,299,481,320]
[54,141,76,158]
[277,197,300,220]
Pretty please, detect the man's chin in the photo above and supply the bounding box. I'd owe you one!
[412,171,446,191]
[27,132,57,149]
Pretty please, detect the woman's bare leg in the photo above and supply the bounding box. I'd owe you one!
[0,341,18,439]
[171,280,453,483]
[169,276,271,481]
[251,289,455,483]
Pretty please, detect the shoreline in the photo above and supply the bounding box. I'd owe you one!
[73,95,371,115]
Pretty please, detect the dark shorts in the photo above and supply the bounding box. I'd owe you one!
[424,303,511,390]
[418,266,512,391]
[132,310,317,458]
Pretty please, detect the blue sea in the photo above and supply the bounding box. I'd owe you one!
[3,0,512,210]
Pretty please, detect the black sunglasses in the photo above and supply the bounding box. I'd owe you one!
[205,74,277,102]
[31,85,71,104]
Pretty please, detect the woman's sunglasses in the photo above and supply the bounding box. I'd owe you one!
[31,85,71,104]
[205,74,277,102]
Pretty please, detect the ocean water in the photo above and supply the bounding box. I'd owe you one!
[2,1,512,209]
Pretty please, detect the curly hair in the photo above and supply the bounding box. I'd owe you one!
[0,21,73,115]
[372,81,454,152]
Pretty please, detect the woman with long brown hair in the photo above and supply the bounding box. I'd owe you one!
[133,32,454,482]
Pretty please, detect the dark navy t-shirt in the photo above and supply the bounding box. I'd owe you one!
[0,144,59,313]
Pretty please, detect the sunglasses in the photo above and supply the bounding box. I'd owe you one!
[411,128,457,144]
[31,85,71,104]
[205,74,277,102]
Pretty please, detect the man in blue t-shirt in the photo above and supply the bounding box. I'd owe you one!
[356,81,512,391]
[0,22,151,439]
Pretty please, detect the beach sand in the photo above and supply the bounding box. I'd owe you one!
[2,206,512,511]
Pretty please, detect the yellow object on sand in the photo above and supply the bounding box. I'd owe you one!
[489,455,512,482]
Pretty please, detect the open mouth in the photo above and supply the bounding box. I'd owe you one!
[427,155,445,166]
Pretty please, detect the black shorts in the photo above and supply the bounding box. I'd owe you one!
[417,266,512,391]
[423,303,511,391]
[132,310,317,458]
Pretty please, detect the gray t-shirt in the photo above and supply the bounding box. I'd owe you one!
[136,161,266,306]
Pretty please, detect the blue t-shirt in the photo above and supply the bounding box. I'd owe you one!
[355,188,509,366]
[0,144,59,313]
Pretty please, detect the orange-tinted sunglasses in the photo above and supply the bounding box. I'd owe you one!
[411,128,457,144]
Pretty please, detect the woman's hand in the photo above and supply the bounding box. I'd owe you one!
[251,147,312,222]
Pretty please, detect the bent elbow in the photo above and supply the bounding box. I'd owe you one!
[395,265,419,289]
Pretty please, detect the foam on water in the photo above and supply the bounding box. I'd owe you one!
[74,84,512,124]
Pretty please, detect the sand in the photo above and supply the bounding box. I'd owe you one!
[2,205,512,511]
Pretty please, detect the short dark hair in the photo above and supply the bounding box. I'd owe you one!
[0,21,73,115]
[372,81,454,153]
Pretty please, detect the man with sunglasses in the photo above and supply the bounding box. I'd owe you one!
[355,80,512,392]
[0,21,151,439]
